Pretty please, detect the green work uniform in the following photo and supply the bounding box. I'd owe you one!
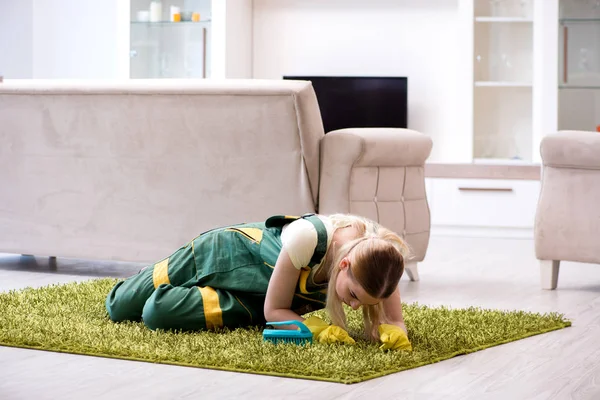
[105,214,329,331]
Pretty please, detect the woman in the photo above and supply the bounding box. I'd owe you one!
[106,213,412,351]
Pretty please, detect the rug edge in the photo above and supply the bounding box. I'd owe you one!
[0,342,350,384]
[0,321,571,385]
[353,320,572,383]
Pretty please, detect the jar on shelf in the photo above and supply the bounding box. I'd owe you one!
[170,6,181,22]
[150,1,163,22]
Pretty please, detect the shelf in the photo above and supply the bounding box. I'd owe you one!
[475,81,532,88]
[559,18,600,23]
[131,20,211,25]
[475,17,533,23]
[559,85,600,90]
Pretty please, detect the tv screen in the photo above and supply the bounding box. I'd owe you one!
[283,76,408,133]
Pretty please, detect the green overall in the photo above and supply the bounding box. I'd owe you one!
[105,215,329,331]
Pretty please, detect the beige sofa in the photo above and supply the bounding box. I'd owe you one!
[535,130,600,289]
[0,79,432,279]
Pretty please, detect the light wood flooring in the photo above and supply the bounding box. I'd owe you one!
[1,236,600,400]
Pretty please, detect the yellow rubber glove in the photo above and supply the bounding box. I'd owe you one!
[303,316,356,345]
[378,324,412,351]
[317,325,356,345]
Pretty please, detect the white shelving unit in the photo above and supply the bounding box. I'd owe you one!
[452,0,559,165]
[473,0,543,163]
[125,0,252,79]
[426,0,559,238]
[426,0,599,238]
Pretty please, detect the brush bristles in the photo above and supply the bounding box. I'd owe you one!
[265,337,312,345]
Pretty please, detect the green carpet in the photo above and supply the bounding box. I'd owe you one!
[0,279,570,384]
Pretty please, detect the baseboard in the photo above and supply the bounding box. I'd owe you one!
[430,225,534,239]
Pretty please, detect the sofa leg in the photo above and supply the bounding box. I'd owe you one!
[540,260,560,290]
[404,262,420,282]
[49,256,57,270]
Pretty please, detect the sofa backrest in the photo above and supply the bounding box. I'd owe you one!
[0,79,325,262]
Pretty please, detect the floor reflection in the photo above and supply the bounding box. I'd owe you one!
[0,253,143,279]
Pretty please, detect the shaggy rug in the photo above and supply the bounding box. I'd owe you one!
[0,279,571,384]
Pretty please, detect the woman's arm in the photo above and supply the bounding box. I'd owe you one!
[263,248,303,329]
[381,286,407,333]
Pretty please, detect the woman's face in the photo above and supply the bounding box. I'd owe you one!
[335,257,380,310]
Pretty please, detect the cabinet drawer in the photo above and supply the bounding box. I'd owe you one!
[427,178,540,228]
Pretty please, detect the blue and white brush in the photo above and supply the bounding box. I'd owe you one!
[262,320,313,345]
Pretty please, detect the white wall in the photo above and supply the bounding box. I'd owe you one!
[31,0,128,79]
[212,0,253,78]
[225,0,253,78]
[0,0,128,79]
[252,0,462,162]
[0,0,34,78]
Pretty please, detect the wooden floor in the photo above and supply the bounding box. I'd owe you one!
[1,236,600,400]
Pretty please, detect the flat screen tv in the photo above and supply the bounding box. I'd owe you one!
[283,76,408,133]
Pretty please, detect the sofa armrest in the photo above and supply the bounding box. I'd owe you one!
[318,128,433,262]
[321,128,433,168]
[541,131,600,170]
[535,130,600,266]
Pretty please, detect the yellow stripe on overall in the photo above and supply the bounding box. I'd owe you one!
[198,287,223,330]
[225,227,264,243]
[298,267,311,294]
[152,258,170,288]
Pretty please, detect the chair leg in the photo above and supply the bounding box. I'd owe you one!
[404,262,420,282]
[540,260,560,290]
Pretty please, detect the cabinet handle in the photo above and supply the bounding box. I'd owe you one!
[458,187,513,192]
[563,26,568,84]
[202,27,207,79]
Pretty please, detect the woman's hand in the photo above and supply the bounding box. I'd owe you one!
[380,286,411,350]
[303,316,356,345]
[378,324,412,351]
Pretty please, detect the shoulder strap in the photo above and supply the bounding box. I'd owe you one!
[264,214,302,228]
[301,215,328,267]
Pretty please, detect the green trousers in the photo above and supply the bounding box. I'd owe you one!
[105,217,328,331]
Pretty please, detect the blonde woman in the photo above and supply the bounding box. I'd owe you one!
[106,213,412,351]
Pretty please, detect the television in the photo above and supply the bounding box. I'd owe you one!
[283,76,408,133]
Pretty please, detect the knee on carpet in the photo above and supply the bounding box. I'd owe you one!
[141,302,165,330]
[140,286,178,330]
[141,284,205,331]
[105,281,140,323]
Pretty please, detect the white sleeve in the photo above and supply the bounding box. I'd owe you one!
[280,219,318,270]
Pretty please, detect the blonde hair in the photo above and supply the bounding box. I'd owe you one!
[323,214,410,340]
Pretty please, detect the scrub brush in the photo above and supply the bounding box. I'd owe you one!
[262,320,313,345]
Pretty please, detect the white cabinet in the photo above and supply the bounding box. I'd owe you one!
[456,0,559,164]
[558,0,600,132]
[426,177,541,238]
[428,0,555,237]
